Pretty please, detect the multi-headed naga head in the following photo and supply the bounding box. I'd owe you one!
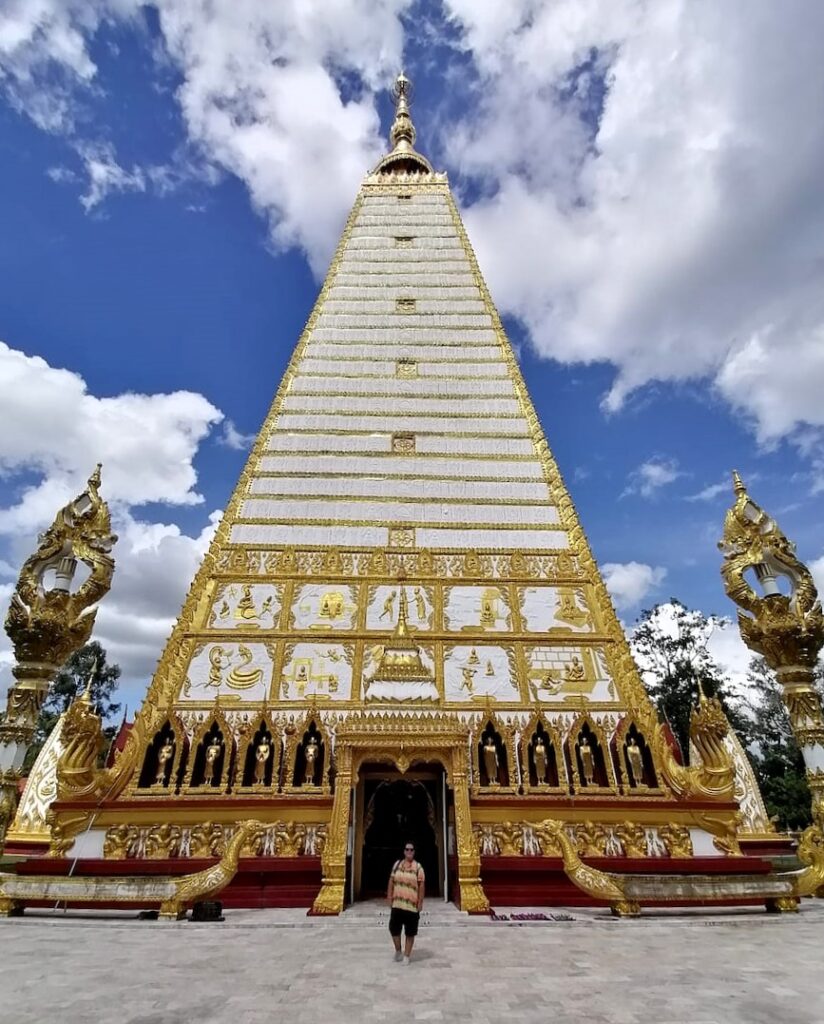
[719,472,824,668]
[4,466,117,668]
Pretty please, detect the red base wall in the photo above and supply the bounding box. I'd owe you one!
[12,856,322,910]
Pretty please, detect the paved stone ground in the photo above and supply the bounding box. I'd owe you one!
[1,900,822,1024]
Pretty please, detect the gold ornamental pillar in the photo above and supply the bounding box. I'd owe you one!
[451,747,489,913]
[311,744,352,914]
[719,472,824,825]
[0,468,116,846]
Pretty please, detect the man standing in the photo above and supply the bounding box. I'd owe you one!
[387,842,425,965]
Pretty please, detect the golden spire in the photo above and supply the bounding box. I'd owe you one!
[732,470,746,497]
[389,71,416,153]
[372,71,433,178]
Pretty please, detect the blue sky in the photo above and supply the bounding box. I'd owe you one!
[1,1,823,705]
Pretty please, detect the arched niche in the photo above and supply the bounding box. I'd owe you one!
[471,715,515,794]
[566,715,615,793]
[237,717,280,790]
[186,712,233,792]
[615,718,658,791]
[137,720,175,790]
[519,712,565,793]
[284,712,331,794]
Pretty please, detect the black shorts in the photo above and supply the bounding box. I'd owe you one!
[389,907,420,937]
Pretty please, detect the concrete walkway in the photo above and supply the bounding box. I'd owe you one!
[1,900,822,1024]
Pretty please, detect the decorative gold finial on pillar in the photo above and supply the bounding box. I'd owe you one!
[719,475,824,825]
[0,468,117,845]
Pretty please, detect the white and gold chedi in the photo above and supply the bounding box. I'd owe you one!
[18,73,806,919]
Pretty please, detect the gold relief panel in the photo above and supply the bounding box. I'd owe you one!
[443,585,511,632]
[179,642,274,703]
[290,583,359,631]
[395,357,418,379]
[391,432,416,455]
[388,526,415,549]
[365,583,434,631]
[278,642,354,702]
[443,644,521,704]
[208,583,283,630]
[518,586,593,633]
[524,645,617,704]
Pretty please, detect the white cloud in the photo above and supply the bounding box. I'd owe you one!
[0,341,223,533]
[686,478,731,503]
[218,419,256,451]
[602,561,667,610]
[0,341,226,702]
[445,0,824,450]
[622,457,682,499]
[77,142,146,210]
[0,0,412,271]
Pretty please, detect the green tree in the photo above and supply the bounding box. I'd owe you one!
[744,656,812,831]
[23,641,122,772]
[630,600,751,762]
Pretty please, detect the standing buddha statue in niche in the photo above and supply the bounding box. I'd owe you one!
[578,735,596,787]
[413,587,426,622]
[254,736,271,784]
[625,737,645,788]
[303,736,320,785]
[203,736,222,786]
[155,738,174,785]
[533,735,548,785]
[483,736,500,786]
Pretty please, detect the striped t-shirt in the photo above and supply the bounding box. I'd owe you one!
[390,859,424,911]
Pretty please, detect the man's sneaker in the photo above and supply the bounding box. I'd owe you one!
[393,951,403,962]
[403,955,411,966]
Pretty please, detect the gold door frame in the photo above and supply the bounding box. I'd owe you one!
[353,766,445,901]
[311,713,489,915]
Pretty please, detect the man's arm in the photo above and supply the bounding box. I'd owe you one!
[417,873,425,911]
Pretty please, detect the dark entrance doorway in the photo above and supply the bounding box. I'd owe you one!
[360,774,441,898]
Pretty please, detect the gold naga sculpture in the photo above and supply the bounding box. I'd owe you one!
[54,665,108,801]
[719,472,824,825]
[0,819,265,919]
[0,466,117,842]
[647,684,736,801]
[530,818,824,917]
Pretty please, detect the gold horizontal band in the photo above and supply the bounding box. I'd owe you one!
[245,492,553,507]
[278,408,523,420]
[263,429,529,439]
[259,450,541,462]
[299,356,505,364]
[232,516,565,531]
[289,389,515,400]
[251,471,541,483]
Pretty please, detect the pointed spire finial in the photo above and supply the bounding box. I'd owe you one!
[732,470,746,496]
[390,70,416,153]
[394,569,410,640]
